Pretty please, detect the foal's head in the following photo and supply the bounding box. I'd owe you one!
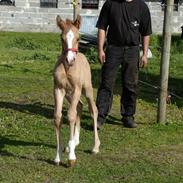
[56,15,81,65]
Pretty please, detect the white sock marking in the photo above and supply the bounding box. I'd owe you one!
[54,145,61,163]
[74,126,80,146]
[68,140,76,160]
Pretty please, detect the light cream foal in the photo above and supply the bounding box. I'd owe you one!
[53,15,100,167]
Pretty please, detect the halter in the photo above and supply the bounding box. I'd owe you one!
[63,48,78,54]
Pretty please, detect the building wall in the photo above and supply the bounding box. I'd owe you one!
[0,0,182,34]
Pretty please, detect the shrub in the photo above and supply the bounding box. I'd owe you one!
[7,37,41,50]
[84,47,98,64]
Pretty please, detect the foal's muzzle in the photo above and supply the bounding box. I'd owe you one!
[65,48,78,65]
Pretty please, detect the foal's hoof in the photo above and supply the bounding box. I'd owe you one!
[92,148,100,154]
[54,160,61,166]
[68,159,76,167]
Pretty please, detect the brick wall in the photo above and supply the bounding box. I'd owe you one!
[0,0,182,34]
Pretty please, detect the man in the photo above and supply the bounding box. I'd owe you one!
[96,0,152,128]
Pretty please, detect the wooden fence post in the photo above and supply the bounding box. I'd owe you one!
[157,0,174,123]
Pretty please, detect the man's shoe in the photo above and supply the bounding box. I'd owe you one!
[122,116,137,128]
[97,116,105,130]
[97,120,104,130]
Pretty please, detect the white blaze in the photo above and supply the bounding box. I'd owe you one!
[66,30,75,63]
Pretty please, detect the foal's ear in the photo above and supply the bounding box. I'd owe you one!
[73,15,81,29]
[56,15,66,30]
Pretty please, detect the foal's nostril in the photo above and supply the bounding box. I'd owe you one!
[66,56,75,66]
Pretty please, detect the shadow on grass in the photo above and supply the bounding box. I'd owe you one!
[0,101,54,119]
[0,135,55,152]
[0,135,69,167]
[0,135,53,160]
[0,101,99,131]
[107,115,121,125]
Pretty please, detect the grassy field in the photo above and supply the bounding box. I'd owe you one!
[0,32,183,183]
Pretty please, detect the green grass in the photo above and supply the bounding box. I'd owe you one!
[0,32,183,183]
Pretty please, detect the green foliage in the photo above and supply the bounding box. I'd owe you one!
[2,32,60,51]
[85,47,98,64]
[15,52,51,62]
[7,37,41,50]
[171,35,183,54]
[150,34,183,56]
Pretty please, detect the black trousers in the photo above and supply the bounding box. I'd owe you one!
[96,45,139,122]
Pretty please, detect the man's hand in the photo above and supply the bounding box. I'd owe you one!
[98,49,105,65]
[140,35,150,68]
[139,55,148,68]
[98,29,106,65]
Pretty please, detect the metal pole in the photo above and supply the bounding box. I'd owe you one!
[157,0,174,123]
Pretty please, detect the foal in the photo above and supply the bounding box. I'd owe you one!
[53,15,100,167]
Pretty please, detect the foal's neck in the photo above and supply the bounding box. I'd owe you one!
[60,54,73,73]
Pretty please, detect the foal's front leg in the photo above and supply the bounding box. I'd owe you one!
[65,96,83,147]
[54,87,65,165]
[67,88,81,167]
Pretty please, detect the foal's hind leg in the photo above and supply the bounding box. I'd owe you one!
[74,101,83,146]
[85,86,100,153]
[54,87,65,165]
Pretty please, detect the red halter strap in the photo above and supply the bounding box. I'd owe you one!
[64,48,78,54]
